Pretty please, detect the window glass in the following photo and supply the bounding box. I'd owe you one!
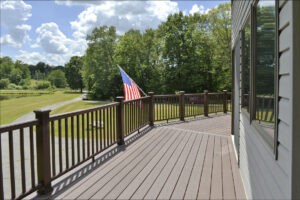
[255,0,275,127]
[242,18,251,112]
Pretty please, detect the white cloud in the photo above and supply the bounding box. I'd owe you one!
[36,22,70,54]
[16,48,84,66]
[54,0,104,7]
[189,4,210,15]
[70,1,179,38]
[0,0,32,47]
[24,22,87,65]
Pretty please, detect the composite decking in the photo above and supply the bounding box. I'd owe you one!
[36,114,246,200]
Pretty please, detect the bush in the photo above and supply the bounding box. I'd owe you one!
[0,78,10,89]
[35,81,51,90]
[7,83,18,89]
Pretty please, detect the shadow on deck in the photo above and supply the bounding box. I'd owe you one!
[33,114,246,200]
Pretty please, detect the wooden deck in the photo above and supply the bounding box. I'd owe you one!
[37,114,246,200]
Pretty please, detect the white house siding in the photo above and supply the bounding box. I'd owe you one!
[232,0,293,199]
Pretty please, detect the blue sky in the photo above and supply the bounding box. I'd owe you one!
[0,0,228,66]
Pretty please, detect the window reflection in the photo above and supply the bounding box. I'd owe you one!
[255,0,275,126]
[242,18,251,112]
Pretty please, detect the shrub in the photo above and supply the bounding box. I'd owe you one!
[7,83,18,89]
[0,78,10,89]
[35,81,51,90]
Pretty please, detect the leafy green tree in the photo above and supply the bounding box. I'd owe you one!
[65,56,84,92]
[207,3,232,91]
[83,26,119,99]
[0,57,14,80]
[158,12,213,93]
[0,57,30,85]
[48,70,67,88]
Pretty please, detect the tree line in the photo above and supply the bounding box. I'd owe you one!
[0,3,231,100]
[83,3,231,99]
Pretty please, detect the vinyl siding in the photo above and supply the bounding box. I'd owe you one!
[291,2,300,199]
[232,0,293,199]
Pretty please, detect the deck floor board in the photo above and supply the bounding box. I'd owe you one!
[44,114,246,200]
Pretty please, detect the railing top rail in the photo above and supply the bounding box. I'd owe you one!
[124,96,150,104]
[153,94,179,98]
[0,119,39,134]
[184,93,205,96]
[50,102,119,121]
[208,92,224,95]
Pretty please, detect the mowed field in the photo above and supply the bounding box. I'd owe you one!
[0,90,81,125]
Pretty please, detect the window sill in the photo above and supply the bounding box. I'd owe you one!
[252,120,274,149]
[241,109,275,152]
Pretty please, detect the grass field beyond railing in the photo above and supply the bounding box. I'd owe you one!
[0,91,81,125]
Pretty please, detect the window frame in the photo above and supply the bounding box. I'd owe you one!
[241,16,251,114]
[242,0,279,158]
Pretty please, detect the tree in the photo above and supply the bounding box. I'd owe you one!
[0,57,14,80]
[158,12,213,93]
[206,3,232,91]
[0,57,30,85]
[83,26,119,99]
[48,70,67,88]
[65,56,84,92]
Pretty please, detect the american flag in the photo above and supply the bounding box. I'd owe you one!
[119,67,142,101]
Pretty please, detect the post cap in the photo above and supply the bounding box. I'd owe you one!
[116,96,125,102]
[204,90,208,93]
[148,92,154,95]
[178,91,185,94]
[34,109,51,114]
[223,90,227,92]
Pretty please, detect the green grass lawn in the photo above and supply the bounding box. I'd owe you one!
[0,91,81,125]
[51,100,110,115]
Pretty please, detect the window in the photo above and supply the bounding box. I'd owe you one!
[241,18,251,112]
[253,0,277,145]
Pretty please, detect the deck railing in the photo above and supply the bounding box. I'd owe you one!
[0,90,231,200]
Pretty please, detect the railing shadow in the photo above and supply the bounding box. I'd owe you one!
[34,125,153,199]
[155,113,230,127]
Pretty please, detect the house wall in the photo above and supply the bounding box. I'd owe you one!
[292,1,300,199]
[231,0,293,199]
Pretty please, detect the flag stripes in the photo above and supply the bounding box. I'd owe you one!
[119,66,142,101]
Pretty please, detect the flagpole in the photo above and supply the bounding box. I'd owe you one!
[118,65,148,96]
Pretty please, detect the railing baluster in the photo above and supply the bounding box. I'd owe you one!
[29,126,35,188]
[103,109,107,148]
[105,108,109,145]
[0,134,4,200]
[76,115,80,163]
[96,110,99,152]
[109,107,112,145]
[9,130,16,199]
[87,112,90,157]
[20,128,26,194]
[91,111,94,157]
[51,121,56,176]
[131,102,133,133]
[71,116,75,166]
[65,118,69,169]
[110,107,113,144]
[100,109,103,151]
[82,114,85,160]
[58,119,62,172]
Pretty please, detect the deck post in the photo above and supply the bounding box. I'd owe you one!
[34,109,53,195]
[148,92,154,126]
[223,90,228,113]
[204,90,209,117]
[179,91,185,121]
[116,96,125,145]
